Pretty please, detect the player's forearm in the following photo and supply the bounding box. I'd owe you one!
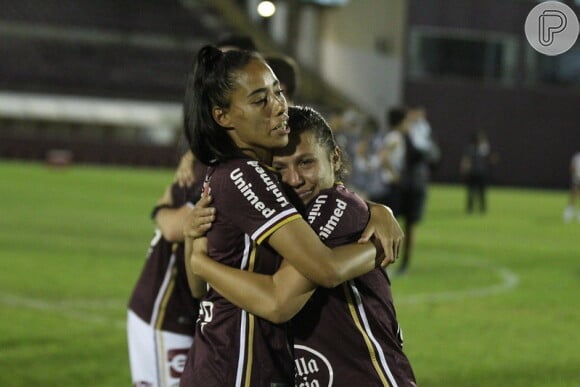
[326,242,379,286]
[269,220,379,288]
[184,238,207,298]
[193,254,311,323]
[155,205,193,242]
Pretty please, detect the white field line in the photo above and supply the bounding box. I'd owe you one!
[393,255,520,305]
[1,256,519,326]
[0,292,126,329]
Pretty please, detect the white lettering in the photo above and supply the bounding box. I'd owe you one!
[317,198,347,240]
[230,168,275,218]
[295,357,322,387]
[247,161,289,207]
[197,300,214,334]
[307,195,328,224]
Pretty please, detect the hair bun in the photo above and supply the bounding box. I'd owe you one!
[198,45,223,67]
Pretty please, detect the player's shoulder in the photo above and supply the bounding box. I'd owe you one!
[306,184,369,242]
[211,158,277,180]
[333,184,367,208]
[307,184,368,218]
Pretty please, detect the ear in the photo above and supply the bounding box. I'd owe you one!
[212,106,231,128]
[332,146,342,173]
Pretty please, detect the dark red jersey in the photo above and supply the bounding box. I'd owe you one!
[293,184,417,387]
[128,183,201,335]
[181,157,301,387]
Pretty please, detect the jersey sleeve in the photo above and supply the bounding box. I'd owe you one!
[212,160,302,244]
[305,185,369,248]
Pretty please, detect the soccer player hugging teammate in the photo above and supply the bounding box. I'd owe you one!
[178,45,403,386]
[186,103,416,386]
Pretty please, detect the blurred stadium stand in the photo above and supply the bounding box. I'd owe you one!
[0,0,224,100]
[0,0,234,167]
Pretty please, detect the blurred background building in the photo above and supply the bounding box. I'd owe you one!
[0,0,578,188]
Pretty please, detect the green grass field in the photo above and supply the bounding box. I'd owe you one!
[1,161,578,386]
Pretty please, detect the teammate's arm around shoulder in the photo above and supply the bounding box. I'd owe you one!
[268,217,381,288]
[190,250,315,323]
[183,195,216,298]
[153,184,195,242]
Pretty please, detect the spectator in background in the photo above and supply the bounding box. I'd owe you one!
[383,106,439,274]
[460,130,498,214]
[350,135,384,199]
[563,151,580,223]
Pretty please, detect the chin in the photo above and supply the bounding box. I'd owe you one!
[272,138,289,148]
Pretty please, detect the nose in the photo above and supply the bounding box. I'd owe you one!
[284,167,303,187]
[273,91,287,116]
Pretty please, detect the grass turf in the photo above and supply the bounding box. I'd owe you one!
[0,161,578,386]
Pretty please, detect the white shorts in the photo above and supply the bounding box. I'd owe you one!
[127,310,194,387]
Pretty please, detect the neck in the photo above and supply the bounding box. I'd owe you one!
[241,147,272,165]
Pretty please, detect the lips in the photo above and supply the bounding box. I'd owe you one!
[271,120,290,134]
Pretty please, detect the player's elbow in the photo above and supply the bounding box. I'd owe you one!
[190,286,206,299]
[188,278,207,299]
[260,299,298,324]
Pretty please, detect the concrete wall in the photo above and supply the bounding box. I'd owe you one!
[295,0,407,129]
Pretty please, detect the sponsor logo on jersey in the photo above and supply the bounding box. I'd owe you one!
[229,161,289,218]
[294,345,333,387]
[167,348,189,378]
[308,195,347,240]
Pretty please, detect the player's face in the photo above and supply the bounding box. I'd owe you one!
[272,130,337,205]
[217,59,289,162]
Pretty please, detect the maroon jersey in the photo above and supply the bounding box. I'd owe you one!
[293,184,416,387]
[128,183,201,334]
[181,157,302,387]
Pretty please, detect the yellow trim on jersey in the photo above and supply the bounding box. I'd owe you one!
[342,282,391,387]
[154,263,177,331]
[244,314,256,387]
[256,213,302,245]
[156,330,168,387]
[153,255,177,387]
[243,243,257,387]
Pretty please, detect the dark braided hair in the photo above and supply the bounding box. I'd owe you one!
[277,105,349,181]
[183,45,264,164]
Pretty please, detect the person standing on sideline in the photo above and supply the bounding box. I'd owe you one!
[563,151,580,223]
[460,130,498,214]
[382,106,438,275]
[179,45,403,386]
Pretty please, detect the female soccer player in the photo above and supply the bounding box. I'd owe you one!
[127,181,201,386]
[179,45,402,386]
[187,105,417,386]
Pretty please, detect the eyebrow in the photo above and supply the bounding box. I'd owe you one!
[246,80,280,98]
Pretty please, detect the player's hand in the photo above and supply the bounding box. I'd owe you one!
[358,202,404,266]
[174,150,195,187]
[183,195,216,239]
